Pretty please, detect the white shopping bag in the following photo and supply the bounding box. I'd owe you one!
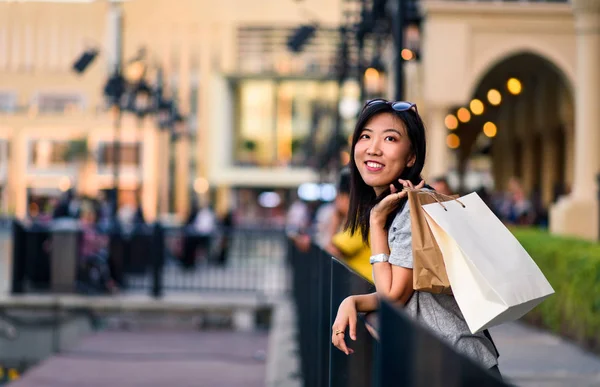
[421,192,554,334]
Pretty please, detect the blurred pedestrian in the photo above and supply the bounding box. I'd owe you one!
[431,176,453,196]
[325,168,372,282]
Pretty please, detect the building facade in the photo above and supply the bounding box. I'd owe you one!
[1,0,599,240]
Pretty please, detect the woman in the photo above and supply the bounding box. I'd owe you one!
[330,99,500,376]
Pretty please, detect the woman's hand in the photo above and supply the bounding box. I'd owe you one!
[370,179,425,225]
[331,296,358,355]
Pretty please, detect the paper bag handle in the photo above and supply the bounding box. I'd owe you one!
[404,188,466,211]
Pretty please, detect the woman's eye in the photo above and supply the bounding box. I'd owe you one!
[360,134,370,139]
[385,136,397,142]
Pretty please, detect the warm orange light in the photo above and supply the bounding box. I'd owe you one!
[401,49,414,61]
[487,89,502,106]
[469,99,484,115]
[193,177,209,194]
[58,177,72,192]
[483,122,497,138]
[507,77,522,95]
[457,108,471,123]
[446,134,460,149]
[364,67,380,82]
[445,114,459,130]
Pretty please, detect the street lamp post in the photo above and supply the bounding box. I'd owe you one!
[103,69,126,220]
[393,0,406,101]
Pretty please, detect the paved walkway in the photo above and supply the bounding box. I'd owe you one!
[265,300,600,387]
[9,330,268,387]
[492,322,600,387]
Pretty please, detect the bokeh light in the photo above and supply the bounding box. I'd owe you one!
[457,108,471,123]
[487,89,502,106]
[483,122,497,138]
[446,134,460,149]
[445,114,459,130]
[507,78,522,95]
[470,99,484,115]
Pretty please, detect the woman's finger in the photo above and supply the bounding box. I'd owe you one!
[335,332,351,355]
[348,313,357,341]
[416,180,426,189]
[390,184,398,194]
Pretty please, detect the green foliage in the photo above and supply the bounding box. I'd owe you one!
[64,138,89,162]
[242,139,257,152]
[513,227,600,353]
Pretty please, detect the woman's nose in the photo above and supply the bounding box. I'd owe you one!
[366,139,382,156]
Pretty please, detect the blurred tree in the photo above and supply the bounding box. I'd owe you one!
[65,138,93,196]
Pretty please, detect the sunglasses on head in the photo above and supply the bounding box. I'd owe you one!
[363,99,419,114]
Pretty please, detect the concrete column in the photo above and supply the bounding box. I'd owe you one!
[519,135,539,196]
[550,0,600,240]
[557,85,575,192]
[424,105,450,180]
[141,124,158,222]
[158,130,170,217]
[514,88,539,195]
[215,185,231,219]
[198,26,212,180]
[492,111,514,192]
[174,137,190,219]
[563,122,575,191]
[541,135,559,207]
[8,130,27,218]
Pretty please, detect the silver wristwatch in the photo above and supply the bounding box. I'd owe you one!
[370,253,390,265]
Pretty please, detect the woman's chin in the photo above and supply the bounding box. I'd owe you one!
[363,178,392,192]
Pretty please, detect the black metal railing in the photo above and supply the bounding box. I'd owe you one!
[288,238,509,387]
[289,239,375,387]
[11,220,289,298]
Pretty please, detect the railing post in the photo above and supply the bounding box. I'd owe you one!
[597,173,600,241]
[316,247,332,387]
[151,223,165,298]
[11,220,26,294]
[329,259,375,387]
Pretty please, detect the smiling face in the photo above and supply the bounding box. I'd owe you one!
[354,112,415,196]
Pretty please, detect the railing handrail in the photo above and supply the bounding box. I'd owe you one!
[288,238,509,387]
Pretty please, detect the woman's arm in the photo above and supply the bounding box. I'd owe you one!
[369,217,414,304]
[368,179,423,304]
[353,292,379,313]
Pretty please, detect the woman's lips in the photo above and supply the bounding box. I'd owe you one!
[365,161,384,172]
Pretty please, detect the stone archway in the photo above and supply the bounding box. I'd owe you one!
[451,52,574,216]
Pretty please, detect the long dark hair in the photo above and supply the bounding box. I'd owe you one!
[345,101,427,243]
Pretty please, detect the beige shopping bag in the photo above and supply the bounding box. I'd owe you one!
[421,192,555,334]
[407,190,453,294]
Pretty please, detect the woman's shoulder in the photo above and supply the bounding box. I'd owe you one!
[390,188,435,233]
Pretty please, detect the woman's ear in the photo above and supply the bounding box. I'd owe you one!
[407,153,416,168]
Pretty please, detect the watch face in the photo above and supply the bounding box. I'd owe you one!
[370,253,389,264]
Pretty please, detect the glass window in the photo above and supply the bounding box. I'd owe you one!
[0,92,16,113]
[29,140,70,168]
[236,80,276,166]
[35,93,85,113]
[97,142,141,167]
[235,79,341,167]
